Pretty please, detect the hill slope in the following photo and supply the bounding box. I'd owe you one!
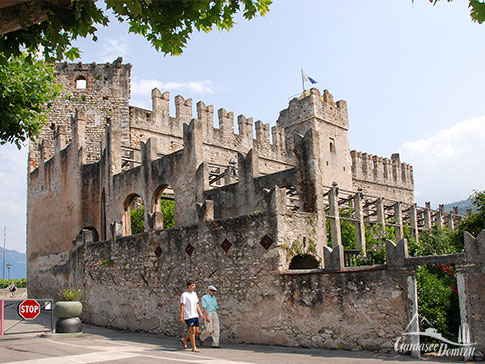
[443,198,475,216]
[1,248,26,279]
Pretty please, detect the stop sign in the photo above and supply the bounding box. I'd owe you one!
[18,299,41,320]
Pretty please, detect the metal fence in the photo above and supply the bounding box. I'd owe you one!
[1,299,54,336]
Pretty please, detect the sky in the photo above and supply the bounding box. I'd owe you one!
[1,0,484,254]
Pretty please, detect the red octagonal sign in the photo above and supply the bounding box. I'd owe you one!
[18,299,41,320]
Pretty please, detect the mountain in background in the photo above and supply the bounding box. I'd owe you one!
[443,198,476,216]
[1,248,26,279]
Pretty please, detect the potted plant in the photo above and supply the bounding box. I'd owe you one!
[54,288,83,333]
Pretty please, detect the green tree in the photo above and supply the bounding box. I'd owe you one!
[0,0,271,148]
[160,197,175,229]
[0,0,272,62]
[429,0,485,23]
[0,54,61,148]
[130,197,175,234]
[130,205,145,235]
[450,189,485,249]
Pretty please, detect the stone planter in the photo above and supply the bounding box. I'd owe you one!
[54,301,82,333]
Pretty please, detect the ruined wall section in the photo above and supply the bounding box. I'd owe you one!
[129,89,296,178]
[351,151,414,203]
[277,88,352,190]
[27,112,87,263]
[29,58,131,170]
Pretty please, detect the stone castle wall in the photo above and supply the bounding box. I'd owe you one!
[29,208,414,352]
[29,58,413,202]
[30,58,131,169]
[351,151,414,203]
[29,58,467,355]
[29,211,485,357]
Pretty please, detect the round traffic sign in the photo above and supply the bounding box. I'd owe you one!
[18,299,41,320]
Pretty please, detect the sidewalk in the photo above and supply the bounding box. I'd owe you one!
[0,288,27,299]
[0,304,480,364]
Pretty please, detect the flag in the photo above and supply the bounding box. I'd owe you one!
[303,71,318,84]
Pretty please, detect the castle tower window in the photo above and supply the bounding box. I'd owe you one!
[329,138,336,153]
[75,77,87,89]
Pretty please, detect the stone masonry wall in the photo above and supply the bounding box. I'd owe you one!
[29,58,131,170]
[30,210,414,352]
[351,151,414,203]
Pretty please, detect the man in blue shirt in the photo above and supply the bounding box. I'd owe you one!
[199,285,221,348]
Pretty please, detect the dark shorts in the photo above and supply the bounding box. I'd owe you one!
[185,317,199,327]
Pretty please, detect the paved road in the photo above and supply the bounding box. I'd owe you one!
[0,300,480,364]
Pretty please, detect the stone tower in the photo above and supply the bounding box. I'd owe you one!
[28,57,131,170]
[276,88,352,190]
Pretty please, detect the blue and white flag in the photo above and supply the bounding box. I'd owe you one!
[303,71,318,84]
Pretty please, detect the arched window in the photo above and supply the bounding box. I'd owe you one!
[329,138,336,153]
[79,227,99,242]
[122,193,145,236]
[152,185,175,230]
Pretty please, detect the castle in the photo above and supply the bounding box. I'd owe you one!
[26,58,484,358]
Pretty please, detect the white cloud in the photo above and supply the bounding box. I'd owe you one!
[399,116,485,206]
[100,38,129,63]
[131,79,215,96]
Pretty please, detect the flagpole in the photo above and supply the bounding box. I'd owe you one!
[301,69,305,92]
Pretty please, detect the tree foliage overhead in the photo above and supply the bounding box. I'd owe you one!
[0,54,61,148]
[428,0,485,23]
[0,0,271,148]
[0,0,272,63]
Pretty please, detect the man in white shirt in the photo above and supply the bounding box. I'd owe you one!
[179,280,204,352]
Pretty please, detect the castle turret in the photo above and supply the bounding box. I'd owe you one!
[29,57,132,167]
[277,88,352,190]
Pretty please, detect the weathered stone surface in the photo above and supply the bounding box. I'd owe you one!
[27,59,484,357]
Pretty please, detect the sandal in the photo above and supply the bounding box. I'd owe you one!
[192,348,200,352]
[180,338,187,349]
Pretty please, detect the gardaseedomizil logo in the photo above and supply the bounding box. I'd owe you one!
[394,313,476,357]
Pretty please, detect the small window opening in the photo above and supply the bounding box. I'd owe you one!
[76,77,87,89]
[329,138,336,153]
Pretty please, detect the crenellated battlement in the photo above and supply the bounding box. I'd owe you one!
[28,59,485,358]
[130,88,296,173]
[28,57,417,258]
[277,88,348,131]
[350,150,414,202]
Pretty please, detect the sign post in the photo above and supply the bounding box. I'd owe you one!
[18,299,41,320]
[1,300,4,335]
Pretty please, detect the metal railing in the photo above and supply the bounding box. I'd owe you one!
[1,299,54,336]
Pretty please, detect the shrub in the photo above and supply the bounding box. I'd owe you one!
[61,288,82,301]
[130,205,145,234]
[0,278,26,288]
[130,196,175,234]
[416,264,460,343]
